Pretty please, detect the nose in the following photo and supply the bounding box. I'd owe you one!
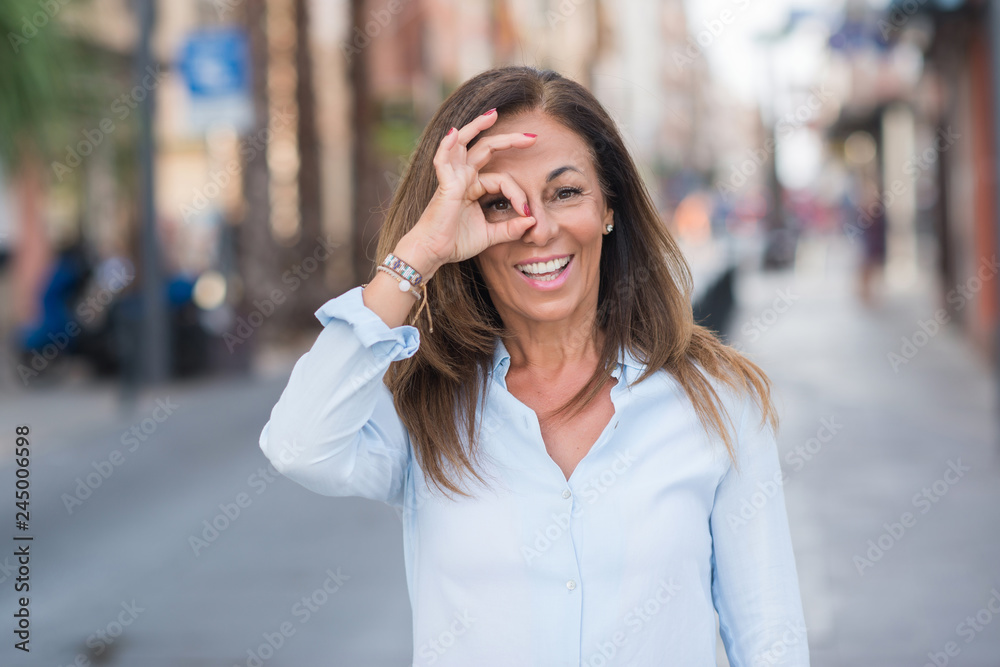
[520,200,559,246]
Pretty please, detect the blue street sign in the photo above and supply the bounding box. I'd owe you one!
[178,28,250,98]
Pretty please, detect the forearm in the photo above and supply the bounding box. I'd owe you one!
[259,284,420,503]
[711,399,810,665]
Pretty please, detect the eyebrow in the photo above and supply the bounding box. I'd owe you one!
[546,166,583,182]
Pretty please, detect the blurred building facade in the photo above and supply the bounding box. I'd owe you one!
[824,0,998,357]
[14,0,1000,384]
[4,0,736,365]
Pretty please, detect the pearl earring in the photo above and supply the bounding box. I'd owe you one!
[605,224,614,233]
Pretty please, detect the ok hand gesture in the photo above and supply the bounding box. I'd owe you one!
[404,109,538,272]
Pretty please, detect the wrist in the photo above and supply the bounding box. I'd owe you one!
[392,234,444,281]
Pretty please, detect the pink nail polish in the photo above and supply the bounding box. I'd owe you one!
[523,203,531,217]
[523,133,537,138]
[483,108,497,116]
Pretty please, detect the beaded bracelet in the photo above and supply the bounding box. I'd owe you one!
[376,265,423,300]
[361,255,434,333]
[383,252,424,289]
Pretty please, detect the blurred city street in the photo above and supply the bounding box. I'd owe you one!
[3,0,1000,664]
[0,236,997,666]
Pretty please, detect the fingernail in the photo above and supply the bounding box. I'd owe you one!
[446,127,455,135]
[523,133,537,138]
[483,108,497,116]
[523,203,531,217]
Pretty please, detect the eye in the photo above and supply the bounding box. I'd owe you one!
[482,197,511,212]
[555,187,582,200]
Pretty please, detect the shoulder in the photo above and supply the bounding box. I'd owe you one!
[633,357,774,447]
[685,359,779,470]
[688,359,752,425]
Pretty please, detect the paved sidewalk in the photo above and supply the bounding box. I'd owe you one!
[729,235,1000,666]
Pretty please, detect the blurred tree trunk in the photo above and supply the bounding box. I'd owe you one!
[275,0,327,328]
[350,0,381,283]
[239,0,278,317]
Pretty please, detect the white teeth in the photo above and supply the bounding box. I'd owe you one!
[517,256,571,276]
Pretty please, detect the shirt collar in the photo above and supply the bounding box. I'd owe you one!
[491,337,646,387]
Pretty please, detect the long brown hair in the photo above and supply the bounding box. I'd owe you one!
[374,66,777,497]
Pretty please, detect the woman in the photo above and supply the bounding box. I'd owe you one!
[259,66,809,666]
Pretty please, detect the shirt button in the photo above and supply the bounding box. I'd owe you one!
[562,489,572,499]
[566,580,577,591]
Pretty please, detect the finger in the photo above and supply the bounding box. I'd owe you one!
[477,172,531,219]
[467,132,538,172]
[455,108,499,147]
[431,126,460,184]
[487,216,536,247]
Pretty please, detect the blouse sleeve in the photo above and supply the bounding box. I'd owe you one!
[709,396,811,666]
[258,285,419,509]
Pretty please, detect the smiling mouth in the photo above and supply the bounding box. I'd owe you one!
[515,255,572,282]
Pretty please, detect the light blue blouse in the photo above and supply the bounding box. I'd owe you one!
[258,285,810,666]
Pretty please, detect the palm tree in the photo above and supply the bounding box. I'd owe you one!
[0,0,109,380]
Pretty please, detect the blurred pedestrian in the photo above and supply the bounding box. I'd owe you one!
[856,180,887,307]
[260,66,809,666]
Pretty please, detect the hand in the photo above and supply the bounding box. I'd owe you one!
[400,109,538,273]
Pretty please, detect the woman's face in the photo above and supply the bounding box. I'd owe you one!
[473,110,614,326]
